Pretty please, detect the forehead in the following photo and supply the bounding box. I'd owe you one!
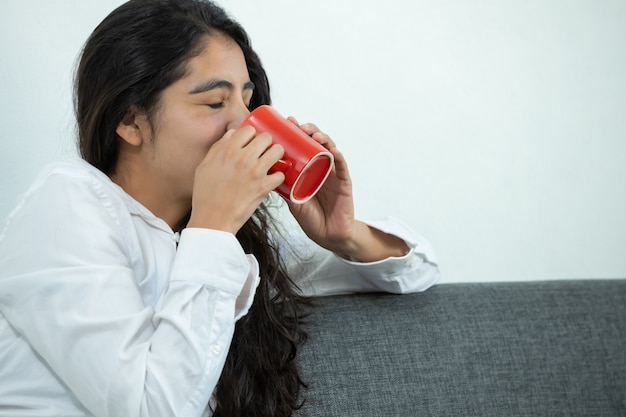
[181,34,250,85]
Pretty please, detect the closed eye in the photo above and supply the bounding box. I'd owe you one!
[208,102,225,109]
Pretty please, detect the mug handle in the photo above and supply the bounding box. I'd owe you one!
[271,159,292,173]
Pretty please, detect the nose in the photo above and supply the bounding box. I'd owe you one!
[227,102,251,131]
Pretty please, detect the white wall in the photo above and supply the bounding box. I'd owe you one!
[2,0,625,283]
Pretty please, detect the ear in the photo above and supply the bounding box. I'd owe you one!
[116,106,149,147]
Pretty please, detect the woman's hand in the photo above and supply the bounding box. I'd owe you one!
[285,118,356,252]
[286,118,409,262]
[187,126,285,234]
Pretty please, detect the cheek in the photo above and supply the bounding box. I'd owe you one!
[198,114,230,150]
[162,109,227,151]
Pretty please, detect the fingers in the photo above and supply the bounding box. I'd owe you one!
[285,117,347,182]
[287,117,337,150]
[311,130,336,150]
[226,125,257,148]
[243,131,273,160]
[218,125,284,172]
[189,126,285,233]
[329,146,351,181]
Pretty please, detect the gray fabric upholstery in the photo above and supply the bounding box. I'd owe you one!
[295,280,626,417]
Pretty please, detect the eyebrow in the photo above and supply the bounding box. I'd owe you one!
[189,79,255,95]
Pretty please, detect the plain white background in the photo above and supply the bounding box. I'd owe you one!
[1,0,625,283]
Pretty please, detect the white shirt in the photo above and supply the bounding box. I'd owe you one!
[0,159,439,417]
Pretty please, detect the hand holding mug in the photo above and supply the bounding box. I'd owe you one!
[241,105,334,204]
[242,106,360,255]
[188,126,285,234]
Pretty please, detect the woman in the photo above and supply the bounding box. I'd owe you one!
[0,0,439,416]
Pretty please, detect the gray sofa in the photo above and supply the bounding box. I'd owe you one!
[295,280,626,416]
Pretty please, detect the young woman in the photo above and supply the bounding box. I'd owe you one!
[0,0,439,416]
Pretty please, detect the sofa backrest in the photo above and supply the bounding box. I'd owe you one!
[296,280,626,416]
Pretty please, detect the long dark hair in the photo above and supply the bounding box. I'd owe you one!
[74,1,308,415]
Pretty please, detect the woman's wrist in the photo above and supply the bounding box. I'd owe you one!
[337,221,410,263]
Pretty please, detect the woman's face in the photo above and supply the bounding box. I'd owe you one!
[117,34,254,214]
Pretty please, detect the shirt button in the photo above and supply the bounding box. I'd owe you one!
[211,345,222,355]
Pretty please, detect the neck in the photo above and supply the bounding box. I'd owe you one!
[111,165,190,231]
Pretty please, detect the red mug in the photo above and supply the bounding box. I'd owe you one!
[241,105,334,204]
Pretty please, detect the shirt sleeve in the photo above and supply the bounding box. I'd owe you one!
[282,217,440,297]
[142,228,259,416]
[0,171,254,417]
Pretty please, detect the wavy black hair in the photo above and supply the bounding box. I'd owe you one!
[74,1,308,415]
